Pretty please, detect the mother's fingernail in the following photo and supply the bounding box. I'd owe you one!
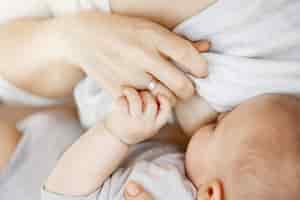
[126,182,141,197]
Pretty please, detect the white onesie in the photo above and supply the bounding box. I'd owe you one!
[41,142,196,200]
[0,111,83,200]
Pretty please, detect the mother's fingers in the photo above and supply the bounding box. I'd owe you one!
[124,181,154,200]
[149,82,177,106]
[155,29,208,78]
[119,69,176,105]
[146,54,195,100]
[81,61,123,97]
[193,40,211,53]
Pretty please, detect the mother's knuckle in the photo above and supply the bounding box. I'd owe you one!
[177,79,194,98]
[134,20,160,35]
[174,76,188,89]
[177,42,195,61]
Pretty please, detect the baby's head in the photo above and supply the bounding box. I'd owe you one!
[186,95,300,200]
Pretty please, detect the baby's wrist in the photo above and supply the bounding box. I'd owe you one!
[175,95,218,136]
[102,120,133,147]
[102,121,131,147]
[103,118,148,146]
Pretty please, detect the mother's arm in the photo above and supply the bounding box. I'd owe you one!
[0,0,213,101]
[110,0,216,29]
[0,11,207,100]
[0,18,85,99]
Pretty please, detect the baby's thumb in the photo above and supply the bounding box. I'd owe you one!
[124,181,154,200]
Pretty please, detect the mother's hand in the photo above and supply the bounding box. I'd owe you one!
[56,11,207,100]
[124,181,154,200]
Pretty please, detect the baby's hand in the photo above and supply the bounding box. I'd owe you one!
[105,88,172,145]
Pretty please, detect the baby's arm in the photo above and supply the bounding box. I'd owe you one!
[44,88,171,197]
[174,41,218,137]
[175,95,218,137]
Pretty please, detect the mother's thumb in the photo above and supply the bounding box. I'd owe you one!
[124,181,154,200]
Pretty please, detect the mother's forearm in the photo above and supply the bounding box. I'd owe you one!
[110,0,216,29]
[0,18,84,99]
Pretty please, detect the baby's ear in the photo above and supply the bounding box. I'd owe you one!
[198,179,223,200]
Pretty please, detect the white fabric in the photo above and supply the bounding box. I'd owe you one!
[0,111,83,200]
[41,142,196,200]
[0,0,51,25]
[0,0,110,25]
[74,78,113,128]
[189,55,300,111]
[174,0,300,111]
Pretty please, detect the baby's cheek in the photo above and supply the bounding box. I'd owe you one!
[185,129,215,187]
[185,145,205,187]
[185,152,205,189]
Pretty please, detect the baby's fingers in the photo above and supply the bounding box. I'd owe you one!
[123,88,142,117]
[141,91,158,120]
[114,96,129,114]
[155,95,172,129]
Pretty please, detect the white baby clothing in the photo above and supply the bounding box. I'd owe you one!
[0,111,83,200]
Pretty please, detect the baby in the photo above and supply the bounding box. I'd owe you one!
[184,94,300,200]
[42,90,300,200]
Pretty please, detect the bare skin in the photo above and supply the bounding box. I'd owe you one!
[0,18,85,99]
[45,89,172,195]
[0,0,214,100]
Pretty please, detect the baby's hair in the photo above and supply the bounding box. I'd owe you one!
[223,95,300,200]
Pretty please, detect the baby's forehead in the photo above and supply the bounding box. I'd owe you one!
[221,95,300,129]
[217,95,300,150]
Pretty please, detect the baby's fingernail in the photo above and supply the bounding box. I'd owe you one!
[126,182,141,197]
